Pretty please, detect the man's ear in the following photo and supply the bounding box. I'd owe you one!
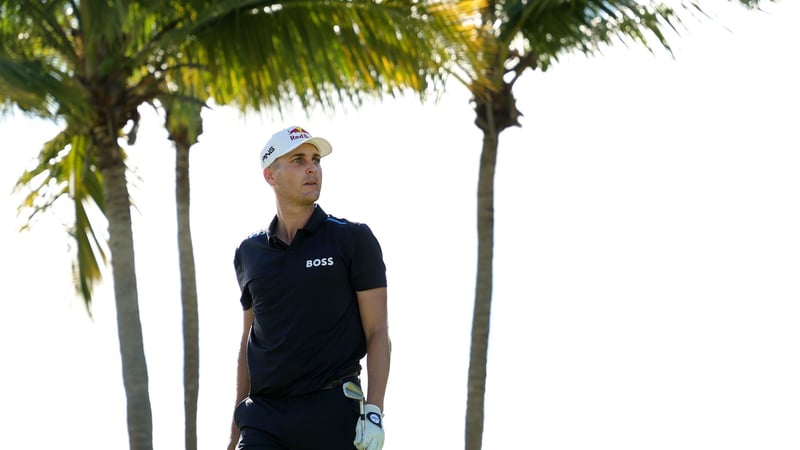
[263,167,275,185]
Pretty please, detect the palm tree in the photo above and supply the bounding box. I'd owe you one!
[448,1,777,449]
[162,94,204,450]
[1,1,465,449]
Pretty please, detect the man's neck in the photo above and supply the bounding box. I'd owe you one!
[274,202,316,244]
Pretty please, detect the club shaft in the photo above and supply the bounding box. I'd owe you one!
[360,399,366,438]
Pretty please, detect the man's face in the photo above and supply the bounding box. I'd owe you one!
[264,143,323,204]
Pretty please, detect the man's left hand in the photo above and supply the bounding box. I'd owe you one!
[354,404,384,450]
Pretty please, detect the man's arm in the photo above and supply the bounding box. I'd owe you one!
[227,308,253,450]
[356,287,390,410]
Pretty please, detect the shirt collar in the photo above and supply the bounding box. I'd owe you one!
[303,204,327,233]
[267,204,327,247]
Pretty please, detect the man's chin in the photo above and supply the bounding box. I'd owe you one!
[300,193,321,204]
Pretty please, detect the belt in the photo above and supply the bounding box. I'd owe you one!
[321,372,360,391]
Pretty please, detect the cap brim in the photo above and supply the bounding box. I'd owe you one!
[306,136,333,158]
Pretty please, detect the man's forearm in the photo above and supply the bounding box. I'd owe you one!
[365,330,391,409]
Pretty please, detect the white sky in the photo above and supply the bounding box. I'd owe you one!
[1,2,799,449]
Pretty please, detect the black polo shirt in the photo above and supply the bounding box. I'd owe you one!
[233,205,387,397]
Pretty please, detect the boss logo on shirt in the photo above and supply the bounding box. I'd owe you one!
[306,257,334,268]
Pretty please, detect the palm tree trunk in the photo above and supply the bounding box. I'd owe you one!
[97,138,154,450]
[465,116,499,450]
[176,139,200,450]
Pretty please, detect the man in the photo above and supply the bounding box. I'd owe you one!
[228,125,390,450]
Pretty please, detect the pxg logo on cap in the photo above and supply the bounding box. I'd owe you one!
[260,125,333,170]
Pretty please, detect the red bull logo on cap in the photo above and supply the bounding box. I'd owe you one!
[288,126,311,141]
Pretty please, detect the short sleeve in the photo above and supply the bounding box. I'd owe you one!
[349,224,387,291]
[233,246,253,310]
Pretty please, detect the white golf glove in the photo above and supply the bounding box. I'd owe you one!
[354,404,384,450]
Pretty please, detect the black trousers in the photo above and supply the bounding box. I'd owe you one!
[234,383,360,450]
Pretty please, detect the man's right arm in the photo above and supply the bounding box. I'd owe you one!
[227,308,253,450]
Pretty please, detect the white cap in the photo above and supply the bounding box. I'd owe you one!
[259,125,333,169]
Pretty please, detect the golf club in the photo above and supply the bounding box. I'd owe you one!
[342,381,365,438]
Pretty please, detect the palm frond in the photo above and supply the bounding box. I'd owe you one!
[168,0,466,112]
[14,127,108,305]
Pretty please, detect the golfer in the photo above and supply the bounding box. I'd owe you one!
[227,125,390,450]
